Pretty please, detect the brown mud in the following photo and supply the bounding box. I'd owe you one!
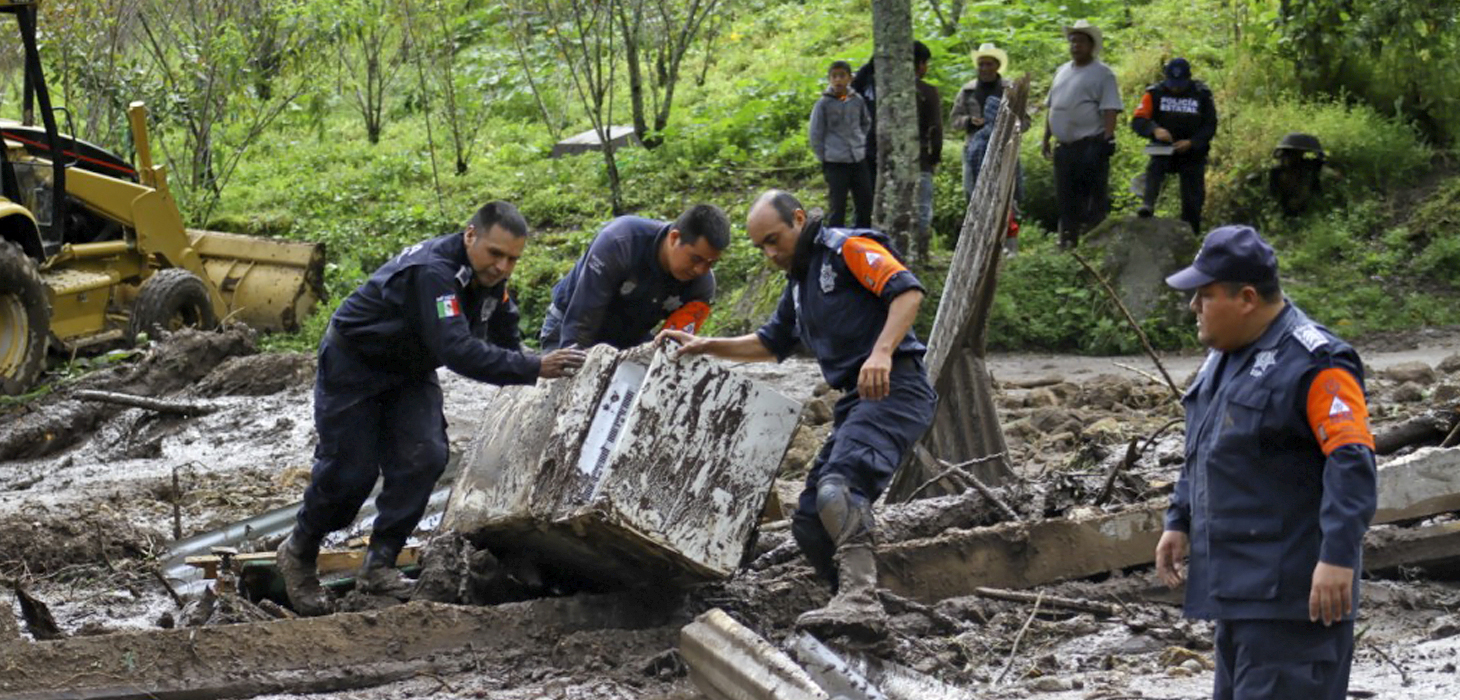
[3,330,1460,698]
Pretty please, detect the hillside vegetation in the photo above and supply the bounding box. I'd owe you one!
[5,0,1458,354]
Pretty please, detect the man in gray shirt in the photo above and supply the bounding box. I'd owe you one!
[1041,19,1123,247]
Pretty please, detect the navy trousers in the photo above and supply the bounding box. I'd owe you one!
[295,341,450,558]
[1214,619,1354,700]
[792,356,936,584]
[1143,152,1207,235]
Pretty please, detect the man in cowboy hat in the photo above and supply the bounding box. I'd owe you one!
[1042,19,1123,247]
[1132,57,1219,235]
[950,43,1027,200]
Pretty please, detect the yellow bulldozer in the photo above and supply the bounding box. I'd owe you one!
[0,0,324,395]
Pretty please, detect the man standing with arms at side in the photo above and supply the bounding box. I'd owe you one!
[1132,57,1218,234]
[540,204,728,350]
[1042,19,1123,248]
[278,202,586,615]
[913,40,943,259]
[1156,225,1377,699]
[659,190,936,641]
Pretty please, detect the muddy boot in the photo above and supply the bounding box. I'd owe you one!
[276,531,329,616]
[795,543,887,641]
[794,474,887,641]
[355,546,414,599]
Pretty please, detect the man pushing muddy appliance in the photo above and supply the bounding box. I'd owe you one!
[276,202,586,615]
[662,190,935,640]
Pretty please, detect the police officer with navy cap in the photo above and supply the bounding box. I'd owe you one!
[658,189,936,641]
[1155,225,1377,699]
[277,201,586,615]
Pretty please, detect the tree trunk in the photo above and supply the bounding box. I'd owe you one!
[618,2,657,149]
[869,0,919,257]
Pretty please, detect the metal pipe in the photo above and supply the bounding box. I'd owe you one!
[162,459,459,596]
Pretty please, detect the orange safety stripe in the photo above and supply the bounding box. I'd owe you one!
[841,237,907,296]
[1305,368,1376,455]
[1132,91,1155,121]
[662,300,711,333]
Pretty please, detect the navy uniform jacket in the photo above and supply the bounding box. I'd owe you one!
[1170,303,1377,621]
[549,216,715,349]
[1131,81,1218,156]
[328,232,540,384]
[755,220,926,390]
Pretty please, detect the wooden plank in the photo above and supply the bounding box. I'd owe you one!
[1364,522,1460,575]
[877,503,1167,603]
[184,546,421,580]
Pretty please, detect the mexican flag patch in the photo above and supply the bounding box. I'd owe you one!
[436,294,462,319]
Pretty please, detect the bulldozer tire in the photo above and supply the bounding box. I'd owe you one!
[128,268,218,344]
[0,240,50,396]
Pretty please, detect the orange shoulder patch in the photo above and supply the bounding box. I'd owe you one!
[1133,91,1155,121]
[841,237,907,296]
[1306,368,1375,455]
[663,300,711,334]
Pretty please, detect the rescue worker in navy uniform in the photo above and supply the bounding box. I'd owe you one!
[658,190,936,639]
[539,205,729,350]
[1155,225,1377,699]
[278,201,587,615]
[1131,57,1218,234]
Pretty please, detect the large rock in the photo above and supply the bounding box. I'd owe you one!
[443,345,801,589]
[1380,361,1437,385]
[1081,216,1200,323]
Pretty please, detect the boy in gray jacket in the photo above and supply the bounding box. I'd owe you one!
[809,60,873,228]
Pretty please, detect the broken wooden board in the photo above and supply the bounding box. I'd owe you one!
[885,77,1031,501]
[184,545,421,580]
[0,594,670,699]
[681,608,829,700]
[1365,521,1460,578]
[877,503,1166,603]
[1375,447,1460,523]
[445,345,801,589]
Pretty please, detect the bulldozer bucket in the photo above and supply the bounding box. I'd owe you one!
[186,229,325,333]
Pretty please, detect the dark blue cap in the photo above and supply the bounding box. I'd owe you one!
[1163,57,1192,90]
[1165,225,1279,290]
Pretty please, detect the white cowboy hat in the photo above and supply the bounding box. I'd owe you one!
[1064,19,1103,53]
[970,43,1009,71]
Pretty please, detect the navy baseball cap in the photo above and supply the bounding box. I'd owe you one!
[1163,57,1192,90]
[1165,225,1279,290]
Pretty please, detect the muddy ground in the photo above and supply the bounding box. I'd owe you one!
[3,326,1460,698]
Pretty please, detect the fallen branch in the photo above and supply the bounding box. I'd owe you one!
[1071,252,1182,402]
[878,590,975,631]
[907,448,1007,502]
[71,389,217,416]
[937,458,1021,522]
[994,590,1043,685]
[975,586,1121,618]
[152,568,185,609]
[1096,418,1183,506]
[1005,376,1064,390]
[1112,361,1166,387]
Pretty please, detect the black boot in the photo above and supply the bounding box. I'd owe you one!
[277,530,329,616]
[355,544,413,599]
